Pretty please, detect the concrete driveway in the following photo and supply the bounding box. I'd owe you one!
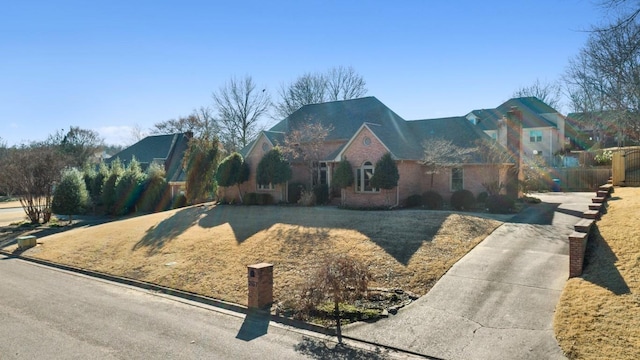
[344,192,594,360]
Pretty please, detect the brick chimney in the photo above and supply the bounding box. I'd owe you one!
[505,106,523,199]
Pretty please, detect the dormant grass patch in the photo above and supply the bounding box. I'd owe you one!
[10,204,500,307]
[554,187,640,360]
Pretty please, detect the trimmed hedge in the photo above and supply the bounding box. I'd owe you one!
[477,191,489,204]
[171,194,187,209]
[450,189,475,211]
[486,194,515,214]
[422,190,443,210]
[287,182,306,204]
[313,184,329,205]
[405,194,423,208]
[245,192,274,205]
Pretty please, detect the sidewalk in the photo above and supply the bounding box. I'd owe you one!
[344,192,594,359]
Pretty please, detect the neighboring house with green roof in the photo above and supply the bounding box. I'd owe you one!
[466,97,566,164]
[565,111,639,149]
[224,97,512,207]
[106,132,192,198]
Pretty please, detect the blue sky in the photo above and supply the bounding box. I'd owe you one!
[1,1,606,146]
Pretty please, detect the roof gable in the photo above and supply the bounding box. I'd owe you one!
[241,131,284,159]
[496,97,559,128]
[266,96,423,159]
[107,133,191,182]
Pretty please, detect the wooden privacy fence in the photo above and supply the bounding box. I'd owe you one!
[612,147,640,186]
[548,167,612,191]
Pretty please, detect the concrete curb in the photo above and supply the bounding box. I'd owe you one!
[0,249,440,359]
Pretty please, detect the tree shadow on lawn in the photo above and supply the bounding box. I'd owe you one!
[133,205,445,265]
[0,216,116,249]
[582,225,630,295]
[133,206,205,255]
[294,336,391,360]
[197,206,443,265]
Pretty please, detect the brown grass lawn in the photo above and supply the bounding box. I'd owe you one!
[554,187,640,360]
[4,204,500,307]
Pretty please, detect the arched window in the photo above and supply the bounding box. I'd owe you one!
[356,161,378,193]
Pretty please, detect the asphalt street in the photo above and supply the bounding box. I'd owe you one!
[0,254,414,360]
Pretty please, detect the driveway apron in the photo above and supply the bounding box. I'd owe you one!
[343,192,594,360]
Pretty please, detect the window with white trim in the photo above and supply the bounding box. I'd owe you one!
[529,130,543,142]
[258,183,275,190]
[451,167,463,191]
[356,161,378,193]
[312,161,328,186]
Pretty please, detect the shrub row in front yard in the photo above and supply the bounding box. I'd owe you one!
[403,190,518,214]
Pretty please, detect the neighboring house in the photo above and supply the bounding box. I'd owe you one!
[223,97,511,207]
[106,132,192,197]
[565,111,639,149]
[467,97,566,165]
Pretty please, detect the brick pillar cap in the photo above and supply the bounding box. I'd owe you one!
[248,263,273,269]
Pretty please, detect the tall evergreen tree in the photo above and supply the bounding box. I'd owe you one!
[52,168,89,224]
[257,147,292,187]
[182,137,220,205]
[331,158,354,206]
[370,153,400,206]
[216,152,250,203]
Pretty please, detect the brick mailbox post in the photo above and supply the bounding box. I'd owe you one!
[247,263,273,310]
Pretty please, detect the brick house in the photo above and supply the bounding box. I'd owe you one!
[222,97,513,207]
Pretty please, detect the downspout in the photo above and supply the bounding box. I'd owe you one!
[392,160,401,208]
[548,128,553,165]
[394,185,400,208]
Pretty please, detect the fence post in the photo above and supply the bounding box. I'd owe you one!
[612,151,625,186]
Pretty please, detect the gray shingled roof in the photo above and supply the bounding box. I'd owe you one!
[106,133,190,182]
[469,97,560,131]
[269,97,421,160]
[469,108,504,131]
[407,117,500,163]
[254,97,500,163]
[497,97,558,128]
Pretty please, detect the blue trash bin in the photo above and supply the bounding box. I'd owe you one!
[552,178,561,192]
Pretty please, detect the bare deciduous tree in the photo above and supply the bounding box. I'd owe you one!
[420,138,476,189]
[326,66,367,101]
[0,143,67,223]
[129,123,148,144]
[274,73,327,120]
[282,120,334,189]
[305,255,370,344]
[47,126,104,167]
[596,0,640,30]
[512,79,563,110]
[474,139,514,195]
[213,76,271,151]
[564,18,640,145]
[274,66,368,119]
[151,107,219,141]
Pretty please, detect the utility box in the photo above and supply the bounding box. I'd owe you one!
[247,263,273,310]
[17,235,37,250]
